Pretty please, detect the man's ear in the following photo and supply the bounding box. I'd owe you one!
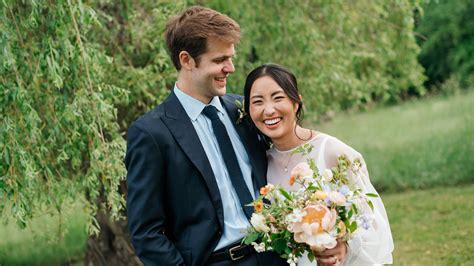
[179,51,194,70]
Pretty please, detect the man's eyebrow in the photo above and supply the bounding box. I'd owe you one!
[212,54,234,61]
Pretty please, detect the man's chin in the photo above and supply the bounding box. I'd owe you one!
[214,87,227,96]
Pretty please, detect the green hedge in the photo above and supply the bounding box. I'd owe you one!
[416,0,474,88]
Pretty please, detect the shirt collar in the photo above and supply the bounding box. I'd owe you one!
[173,84,226,121]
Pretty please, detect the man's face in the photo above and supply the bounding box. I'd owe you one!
[189,38,235,103]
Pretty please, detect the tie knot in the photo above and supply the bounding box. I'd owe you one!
[202,105,220,120]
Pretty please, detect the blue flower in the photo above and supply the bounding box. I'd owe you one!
[339,185,350,195]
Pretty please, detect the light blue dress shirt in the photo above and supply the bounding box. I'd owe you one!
[174,85,257,250]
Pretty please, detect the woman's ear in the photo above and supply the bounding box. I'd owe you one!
[294,102,300,113]
[295,94,303,112]
[179,51,194,70]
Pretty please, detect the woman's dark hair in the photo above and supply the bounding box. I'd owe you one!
[244,63,304,124]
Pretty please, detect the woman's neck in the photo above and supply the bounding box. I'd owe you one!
[272,126,313,151]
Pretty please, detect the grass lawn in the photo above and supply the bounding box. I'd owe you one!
[383,184,474,265]
[2,185,473,265]
[0,205,87,266]
[311,91,474,192]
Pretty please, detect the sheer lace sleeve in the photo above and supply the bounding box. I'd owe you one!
[323,136,394,265]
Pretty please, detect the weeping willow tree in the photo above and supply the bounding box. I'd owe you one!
[1,0,425,264]
[218,0,426,114]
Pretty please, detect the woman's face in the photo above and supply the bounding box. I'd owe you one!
[248,76,299,143]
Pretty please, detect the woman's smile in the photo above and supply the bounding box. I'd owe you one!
[264,117,282,127]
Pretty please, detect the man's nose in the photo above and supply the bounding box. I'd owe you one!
[223,59,235,73]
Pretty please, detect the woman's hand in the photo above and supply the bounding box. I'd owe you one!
[313,240,347,265]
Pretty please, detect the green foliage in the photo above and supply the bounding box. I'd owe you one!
[88,1,183,126]
[0,1,129,232]
[207,0,426,113]
[416,0,474,87]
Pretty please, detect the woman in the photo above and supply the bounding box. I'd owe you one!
[244,64,394,265]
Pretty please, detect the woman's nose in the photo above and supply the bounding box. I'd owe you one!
[264,104,276,115]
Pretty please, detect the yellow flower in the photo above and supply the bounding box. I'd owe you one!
[254,200,263,212]
[260,186,269,195]
[313,190,327,200]
[337,221,347,238]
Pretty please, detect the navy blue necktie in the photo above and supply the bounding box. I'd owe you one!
[202,105,254,218]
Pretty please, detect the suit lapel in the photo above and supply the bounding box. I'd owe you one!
[161,92,224,229]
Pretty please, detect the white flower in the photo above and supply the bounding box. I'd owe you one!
[287,223,294,232]
[302,175,313,184]
[352,159,362,172]
[287,253,298,266]
[328,191,346,206]
[251,242,266,253]
[250,213,270,233]
[270,225,279,234]
[285,209,306,224]
[322,169,334,182]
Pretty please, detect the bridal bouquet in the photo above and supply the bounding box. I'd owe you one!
[243,144,378,265]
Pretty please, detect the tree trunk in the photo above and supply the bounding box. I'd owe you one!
[84,209,142,266]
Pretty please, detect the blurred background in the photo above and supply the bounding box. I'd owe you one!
[1,0,473,265]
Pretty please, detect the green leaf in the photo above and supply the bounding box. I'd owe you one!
[352,203,359,214]
[349,221,358,233]
[234,99,243,108]
[272,238,287,253]
[307,251,315,262]
[366,193,379,198]
[368,200,375,211]
[347,208,353,219]
[243,233,260,244]
[279,188,293,201]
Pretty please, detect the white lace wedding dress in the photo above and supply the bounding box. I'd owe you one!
[266,133,394,265]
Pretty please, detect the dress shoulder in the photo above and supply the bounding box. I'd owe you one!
[315,133,363,167]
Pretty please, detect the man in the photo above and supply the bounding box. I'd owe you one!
[125,6,287,266]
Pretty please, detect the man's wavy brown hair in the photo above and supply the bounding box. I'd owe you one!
[165,6,241,70]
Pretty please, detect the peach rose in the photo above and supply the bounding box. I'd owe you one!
[290,162,314,181]
[291,204,338,251]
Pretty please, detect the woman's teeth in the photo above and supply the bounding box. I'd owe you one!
[264,118,281,125]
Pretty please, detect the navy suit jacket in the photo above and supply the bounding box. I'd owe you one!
[125,92,269,266]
